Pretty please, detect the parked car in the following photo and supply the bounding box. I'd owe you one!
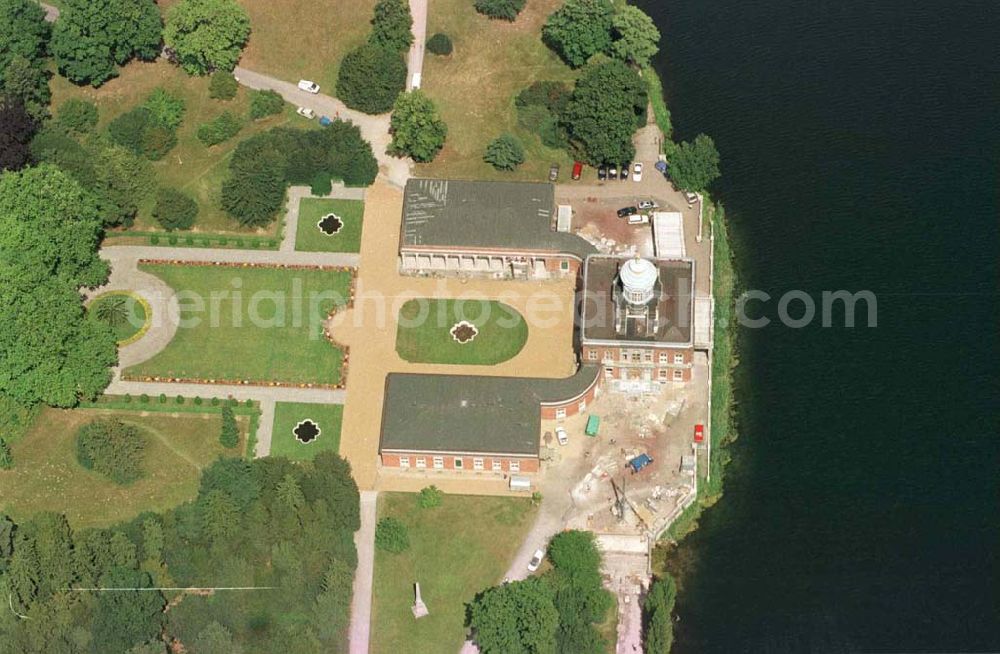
[296,107,316,119]
[297,79,320,93]
[619,164,630,180]
[556,427,568,446]
[571,161,583,180]
[608,165,618,179]
[549,163,559,182]
[597,165,608,181]
[628,453,653,473]
[617,206,638,218]
[627,213,649,225]
[632,162,643,182]
[694,423,705,443]
[684,190,699,206]
[654,160,669,175]
[527,548,545,572]
[637,199,658,210]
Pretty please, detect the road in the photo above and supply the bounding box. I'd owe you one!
[407,0,428,90]
[39,1,58,21]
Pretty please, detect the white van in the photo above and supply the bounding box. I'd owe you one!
[297,80,320,93]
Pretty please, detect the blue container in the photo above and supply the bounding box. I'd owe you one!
[319,116,332,127]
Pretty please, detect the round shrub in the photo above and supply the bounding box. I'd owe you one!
[217,237,228,246]
[484,133,525,171]
[197,111,243,146]
[141,394,150,403]
[209,71,239,100]
[75,418,146,485]
[336,43,406,114]
[249,90,285,120]
[211,397,220,406]
[167,234,178,245]
[426,33,453,56]
[185,236,194,245]
[57,99,98,133]
[149,235,160,245]
[310,172,332,196]
[124,394,132,403]
[158,393,167,404]
[153,187,199,231]
[234,238,243,247]
[175,395,184,404]
[418,485,443,508]
[375,517,410,553]
[475,0,525,21]
[144,88,186,130]
[245,399,253,408]
[194,396,203,405]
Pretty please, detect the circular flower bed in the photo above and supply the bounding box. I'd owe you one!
[317,213,344,235]
[450,320,479,344]
[293,419,321,444]
[88,291,151,345]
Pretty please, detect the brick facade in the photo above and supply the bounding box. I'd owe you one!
[380,452,539,474]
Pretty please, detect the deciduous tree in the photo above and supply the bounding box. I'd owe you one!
[0,95,36,171]
[389,90,447,162]
[90,568,165,654]
[542,0,613,68]
[154,187,199,230]
[374,517,409,553]
[468,577,559,654]
[561,59,646,165]
[0,0,50,75]
[609,5,660,67]
[76,418,146,484]
[164,0,251,75]
[336,43,406,114]
[475,0,526,21]
[484,133,525,170]
[369,0,413,52]
[667,133,721,191]
[642,575,677,653]
[2,55,50,120]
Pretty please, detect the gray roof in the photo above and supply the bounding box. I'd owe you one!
[581,256,695,345]
[379,366,600,456]
[401,178,596,260]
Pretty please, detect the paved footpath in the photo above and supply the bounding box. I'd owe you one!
[349,491,378,654]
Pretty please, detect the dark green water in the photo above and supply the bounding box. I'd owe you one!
[634,0,1000,650]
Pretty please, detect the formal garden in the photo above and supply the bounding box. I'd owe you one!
[295,198,365,253]
[126,263,353,386]
[0,406,247,527]
[371,492,537,654]
[395,299,528,365]
[270,401,344,460]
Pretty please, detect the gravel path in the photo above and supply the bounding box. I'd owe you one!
[407,0,428,89]
[101,244,359,268]
[349,491,379,654]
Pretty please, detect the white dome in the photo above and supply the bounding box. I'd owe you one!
[620,257,658,293]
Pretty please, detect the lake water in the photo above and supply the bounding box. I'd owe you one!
[634,0,1000,649]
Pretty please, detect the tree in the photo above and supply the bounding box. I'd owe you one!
[92,141,157,226]
[249,89,285,119]
[197,111,243,145]
[0,0,50,76]
[90,568,165,654]
[127,642,169,654]
[542,0,613,68]
[475,0,526,21]
[609,5,660,67]
[642,575,677,653]
[194,621,243,654]
[2,55,50,120]
[57,98,99,133]
[369,0,413,53]
[426,33,453,56]
[545,530,613,653]
[313,558,353,640]
[561,59,646,165]
[219,404,239,448]
[144,88,186,130]
[76,418,147,484]
[484,133,525,170]
[51,0,162,86]
[209,70,239,100]
[667,133,721,191]
[468,577,559,654]
[389,90,447,162]
[108,106,178,161]
[417,485,443,508]
[221,139,287,226]
[0,165,116,406]
[375,517,409,553]
[0,96,36,172]
[0,437,12,469]
[199,489,240,542]
[153,187,199,230]
[336,43,407,114]
[164,0,251,75]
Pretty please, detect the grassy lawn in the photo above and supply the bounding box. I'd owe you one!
[50,59,310,236]
[416,0,578,181]
[0,407,246,528]
[269,402,343,460]
[87,291,149,343]
[396,299,528,364]
[236,0,378,95]
[128,264,352,385]
[371,493,537,654]
[295,198,365,252]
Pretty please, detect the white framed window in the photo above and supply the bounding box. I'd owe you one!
[555,407,567,420]
[631,352,642,362]
[492,460,502,472]
[659,369,667,379]
[509,460,520,473]
[643,351,653,362]
[454,457,463,469]
[433,456,444,469]
[674,353,685,364]
[588,350,598,361]
[416,457,427,469]
[673,369,684,381]
[474,458,484,471]
[578,400,587,412]
[399,456,410,468]
[603,350,613,362]
[658,352,668,364]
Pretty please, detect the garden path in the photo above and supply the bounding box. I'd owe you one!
[281,184,367,253]
[349,490,378,654]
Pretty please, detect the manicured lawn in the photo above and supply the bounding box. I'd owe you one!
[416,0,578,181]
[87,291,149,343]
[0,407,246,528]
[128,264,352,385]
[371,493,537,654]
[395,299,528,364]
[295,198,365,252]
[236,0,377,96]
[269,402,343,460]
[49,59,308,235]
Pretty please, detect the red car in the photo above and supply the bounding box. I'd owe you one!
[694,424,705,443]
[571,161,583,180]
